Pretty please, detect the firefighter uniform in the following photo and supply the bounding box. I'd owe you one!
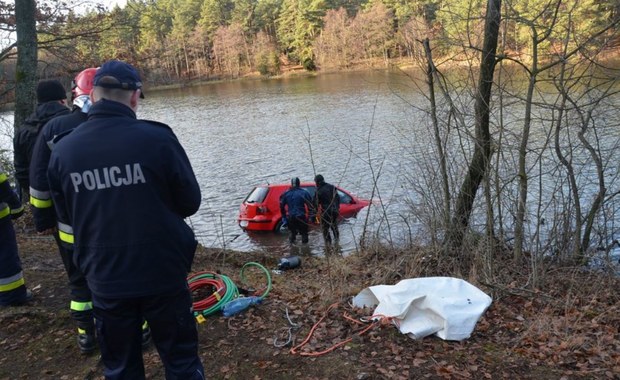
[29,104,96,352]
[48,91,204,379]
[0,172,29,306]
[13,84,69,200]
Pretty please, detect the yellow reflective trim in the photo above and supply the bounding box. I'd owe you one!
[70,300,93,312]
[142,321,149,330]
[0,173,7,183]
[11,205,24,215]
[77,328,86,334]
[0,205,9,219]
[58,230,74,244]
[0,277,25,292]
[30,196,53,209]
[57,222,73,234]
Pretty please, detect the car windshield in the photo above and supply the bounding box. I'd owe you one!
[244,187,269,203]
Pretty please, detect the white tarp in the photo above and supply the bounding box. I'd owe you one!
[352,277,492,341]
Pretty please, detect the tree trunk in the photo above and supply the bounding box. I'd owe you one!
[422,38,451,233]
[14,0,37,136]
[448,0,501,253]
[514,72,537,263]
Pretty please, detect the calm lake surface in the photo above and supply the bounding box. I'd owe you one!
[0,70,426,257]
[2,70,619,269]
[142,70,426,257]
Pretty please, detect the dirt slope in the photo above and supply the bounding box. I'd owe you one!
[1,227,619,380]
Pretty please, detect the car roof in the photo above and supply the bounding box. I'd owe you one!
[258,182,317,188]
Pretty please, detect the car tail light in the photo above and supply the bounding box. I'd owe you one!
[257,206,268,214]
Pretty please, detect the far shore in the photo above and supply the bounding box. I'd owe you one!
[0,60,415,114]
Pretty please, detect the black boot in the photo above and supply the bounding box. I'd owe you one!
[77,322,96,355]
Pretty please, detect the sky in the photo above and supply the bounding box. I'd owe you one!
[77,0,128,12]
[100,0,127,8]
[4,0,127,10]
[1,1,128,48]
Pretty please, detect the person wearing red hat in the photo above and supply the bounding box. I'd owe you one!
[29,68,152,354]
[13,79,69,202]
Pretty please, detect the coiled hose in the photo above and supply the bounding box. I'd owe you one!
[188,262,271,317]
[188,271,238,316]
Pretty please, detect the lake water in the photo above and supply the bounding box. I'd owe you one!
[2,69,619,271]
[143,70,427,257]
[1,70,428,258]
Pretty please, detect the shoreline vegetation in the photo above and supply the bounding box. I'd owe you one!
[2,212,619,378]
[5,49,619,113]
[0,61,390,113]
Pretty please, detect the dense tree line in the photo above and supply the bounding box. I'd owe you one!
[3,0,620,282]
[0,0,617,85]
[12,0,613,83]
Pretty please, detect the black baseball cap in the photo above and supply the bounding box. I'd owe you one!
[94,60,145,98]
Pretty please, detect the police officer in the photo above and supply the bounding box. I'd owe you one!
[279,177,313,244]
[0,171,30,306]
[314,174,340,245]
[47,60,204,379]
[13,80,69,202]
[29,68,152,354]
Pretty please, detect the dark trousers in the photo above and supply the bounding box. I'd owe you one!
[0,216,28,306]
[320,210,339,244]
[93,287,204,380]
[54,232,93,328]
[288,215,309,244]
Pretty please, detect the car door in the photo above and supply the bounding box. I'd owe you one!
[336,188,359,217]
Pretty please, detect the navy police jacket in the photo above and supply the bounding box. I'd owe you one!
[280,187,312,219]
[29,107,89,232]
[47,99,201,298]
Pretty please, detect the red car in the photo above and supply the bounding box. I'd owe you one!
[238,182,369,232]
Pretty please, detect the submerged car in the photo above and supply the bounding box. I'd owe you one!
[238,182,369,232]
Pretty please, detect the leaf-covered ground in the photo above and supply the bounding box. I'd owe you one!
[1,226,619,380]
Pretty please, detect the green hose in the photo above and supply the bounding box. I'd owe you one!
[239,261,272,299]
[188,271,238,316]
[188,262,271,317]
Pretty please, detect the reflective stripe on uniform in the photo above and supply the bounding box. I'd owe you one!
[70,300,93,312]
[0,204,9,219]
[1,174,24,215]
[29,187,53,209]
[0,271,25,292]
[57,222,75,244]
[10,204,24,215]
